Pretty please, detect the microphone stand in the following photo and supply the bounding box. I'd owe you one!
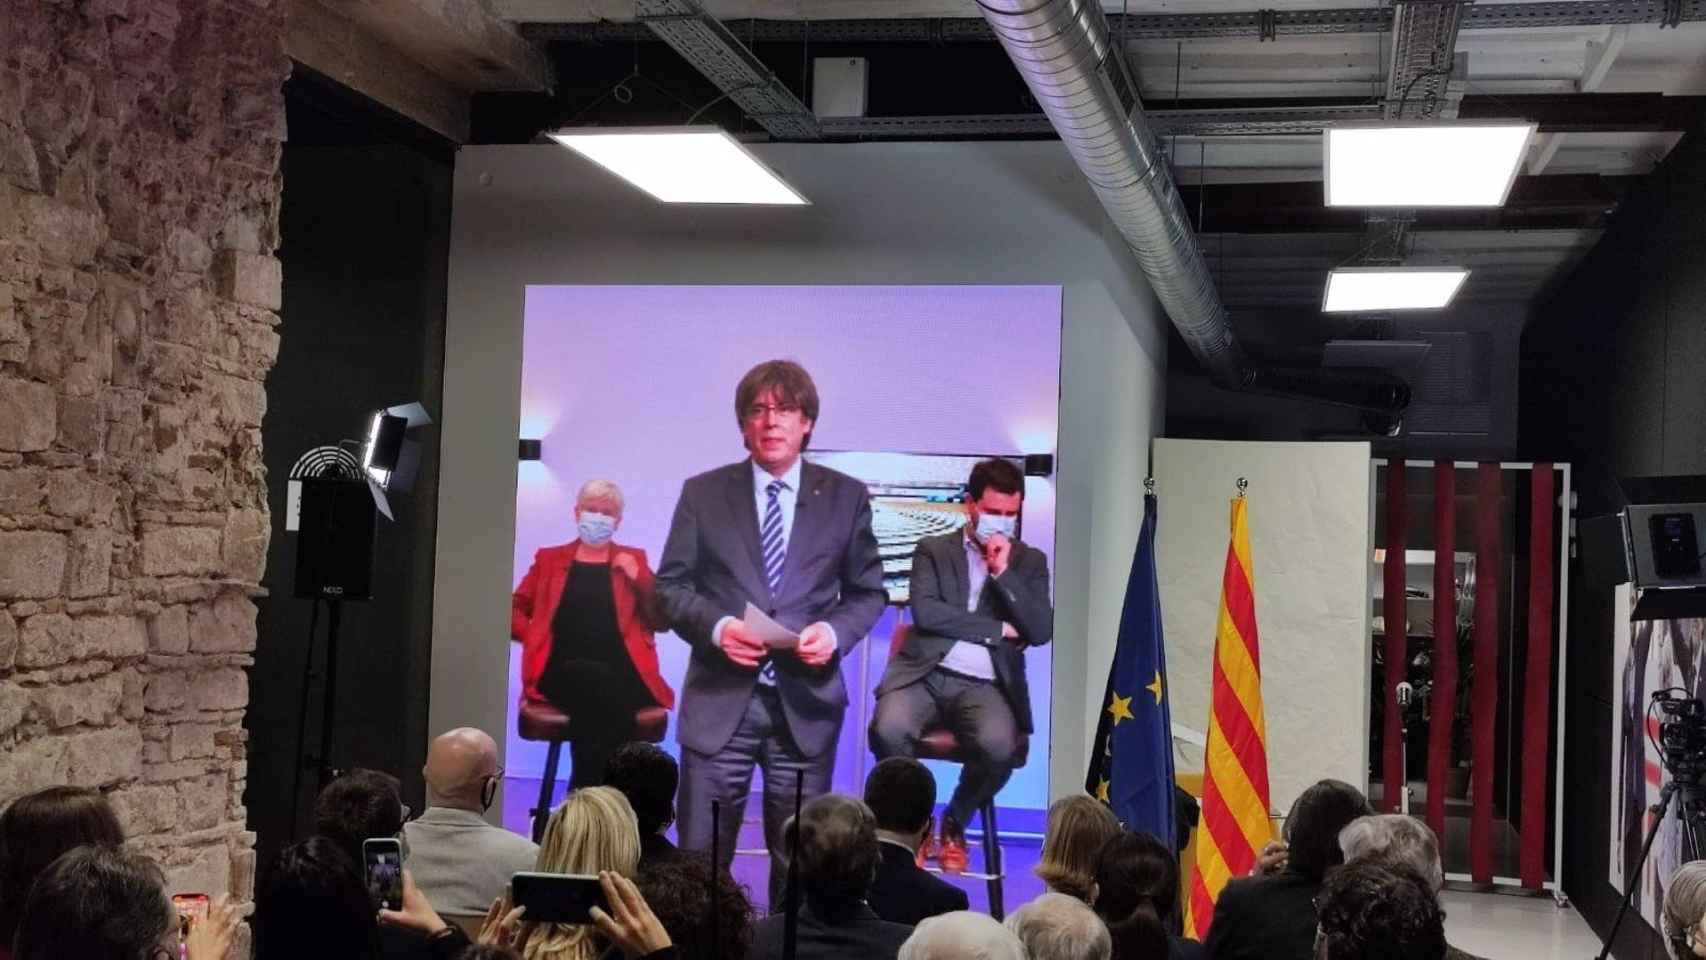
[711,800,721,960]
[783,771,802,960]
[1396,681,1413,816]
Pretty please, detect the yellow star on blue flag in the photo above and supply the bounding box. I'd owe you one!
[1107,693,1135,725]
[1147,671,1164,705]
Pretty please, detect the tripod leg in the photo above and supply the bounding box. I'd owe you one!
[1597,784,1677,960]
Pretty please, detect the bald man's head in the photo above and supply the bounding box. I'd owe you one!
[423,727,500,811]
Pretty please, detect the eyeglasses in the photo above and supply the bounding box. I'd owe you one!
[744,402,802,421]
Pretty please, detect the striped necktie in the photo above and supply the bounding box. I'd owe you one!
[758,479,787,684]
[761,479,788,595]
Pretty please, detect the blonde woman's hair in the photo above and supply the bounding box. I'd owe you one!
[576,479,625,517]
[521,787,642,960]
[1664,860,1706,958]
[1034,795,1120,902]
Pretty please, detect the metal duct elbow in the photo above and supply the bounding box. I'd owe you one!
[975,0,1242,386]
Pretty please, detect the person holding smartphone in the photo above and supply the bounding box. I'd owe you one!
[512,479,675,790]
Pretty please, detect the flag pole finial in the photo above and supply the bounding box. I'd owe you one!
[1144,476,1155,494]
[1236,477,1248,497]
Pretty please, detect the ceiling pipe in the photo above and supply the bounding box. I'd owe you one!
[973,0,1411,414]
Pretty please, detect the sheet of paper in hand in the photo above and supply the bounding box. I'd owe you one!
[743,602,800,650]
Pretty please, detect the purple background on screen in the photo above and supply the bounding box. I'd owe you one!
[510,285,1063,811]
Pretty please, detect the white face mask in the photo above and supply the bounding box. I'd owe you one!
[975,513,1017,541]
[578,511,617,545]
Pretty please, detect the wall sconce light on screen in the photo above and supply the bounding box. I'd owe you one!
[1024,454,1055,478]
[519,439,543,461]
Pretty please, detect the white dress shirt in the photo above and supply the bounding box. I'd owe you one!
[938,530,997,680]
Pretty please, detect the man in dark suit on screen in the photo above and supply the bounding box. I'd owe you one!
[656,359,886,909]
[870,457,1053,874]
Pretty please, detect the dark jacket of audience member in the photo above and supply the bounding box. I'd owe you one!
[0,785,126,959]
[12,845,173,960]
[1092,831,1202,960]
[607,742,686,869]
[863,758,969,926]
[638,855,757,960]
[256,836,468,960]
[315,768,406,864]
[1313,859,1446,960]
[1203,779,1372,960]
[748,795,912,960]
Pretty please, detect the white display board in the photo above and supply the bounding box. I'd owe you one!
[1155,439,1373,814]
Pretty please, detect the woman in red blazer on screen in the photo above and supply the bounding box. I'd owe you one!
[512,478,675,789]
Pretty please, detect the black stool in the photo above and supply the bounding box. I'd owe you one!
[519,699,670,842]
[914,725,1029,921]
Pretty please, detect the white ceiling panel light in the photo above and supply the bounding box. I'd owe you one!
[1322,266,1470,313]
[548,127,809,205]
[1324,122,1536,207]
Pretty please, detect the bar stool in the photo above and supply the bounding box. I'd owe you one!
[881,622,1025,920]
[519,699,670,842]
[914,725,1028,921]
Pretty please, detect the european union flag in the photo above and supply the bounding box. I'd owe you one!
[1085,492,1177,849]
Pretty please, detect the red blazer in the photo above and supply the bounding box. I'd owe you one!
[511,541,675,710]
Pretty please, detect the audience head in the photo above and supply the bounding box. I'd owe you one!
[604,742,679,839]
[1338,814,1445,891]
[1006,892,1111,960]
[864,757,937,846]
[12,844,172,960]
[1281,779,1372,882]
[0,785,126,945]
[254,836,377,959]
[636,856,756,960]
[1089,831,1177,960]
[1035,795,1121,901]
[1663,860,1706,958]
[787,793,880,908]
[900,911,1028,960]
[424,728,502,813]
[1313,858,1446,960]
[315,768,404,863]
[527,787,642,960]
[459,948,522,960]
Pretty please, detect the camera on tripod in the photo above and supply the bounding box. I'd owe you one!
[1655,688,1706,781]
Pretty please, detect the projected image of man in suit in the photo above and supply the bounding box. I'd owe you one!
[870,457,1054,874]
[655,359,886,908]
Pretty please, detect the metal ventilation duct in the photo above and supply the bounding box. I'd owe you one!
[974,0,1242,386]
[974,0,1410,414]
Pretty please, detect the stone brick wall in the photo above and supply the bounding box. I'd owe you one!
[0,0,286,921]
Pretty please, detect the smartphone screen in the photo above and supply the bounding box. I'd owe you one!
[511,871,609,925]
[362,838,404,911]
[171,895,209,960]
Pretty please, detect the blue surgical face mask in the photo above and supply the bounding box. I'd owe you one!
[975,513,1017,542]
[578,511,617,545]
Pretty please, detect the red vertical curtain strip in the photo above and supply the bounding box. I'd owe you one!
[1383,463,1409,812]
[1470,463,1502,883]
[1425,462,1457,841]
[1519,465,1557,888]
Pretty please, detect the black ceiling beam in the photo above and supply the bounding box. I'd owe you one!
[1457,93,1705,132]
[1175,175,1636,233]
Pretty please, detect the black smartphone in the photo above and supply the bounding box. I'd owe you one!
[511,871,609,925]
[362,838,404,911]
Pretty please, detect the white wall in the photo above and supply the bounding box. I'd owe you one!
[1154,439,1373,814]
[433,141,1169,809]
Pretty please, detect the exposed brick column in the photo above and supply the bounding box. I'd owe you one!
[0,0,287,938]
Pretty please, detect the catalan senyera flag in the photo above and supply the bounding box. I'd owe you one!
[1184,494,1273,941]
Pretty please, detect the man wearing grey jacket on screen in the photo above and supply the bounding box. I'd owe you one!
[656,359,886,909]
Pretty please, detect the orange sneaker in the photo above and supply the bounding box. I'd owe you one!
[939,836,969,875]
[916,833,939,868]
